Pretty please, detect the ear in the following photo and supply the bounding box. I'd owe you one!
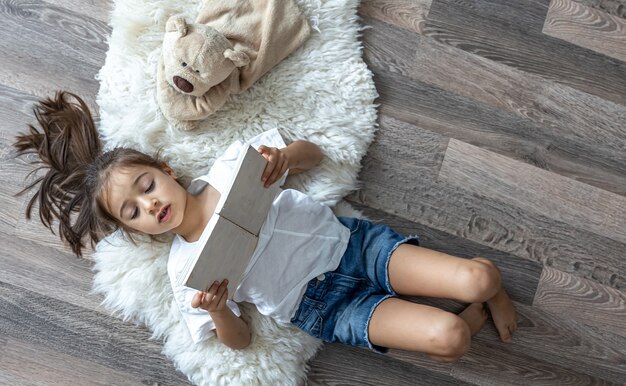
[224,49,250,67]
[165,15,188,37]
[162,162,177,179]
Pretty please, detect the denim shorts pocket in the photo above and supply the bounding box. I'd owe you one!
[328,273,368,295]
[292,296,325,337]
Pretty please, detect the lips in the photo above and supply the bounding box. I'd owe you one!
[158,205,171,223]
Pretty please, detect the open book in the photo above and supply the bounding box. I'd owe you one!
[176,145,282,298]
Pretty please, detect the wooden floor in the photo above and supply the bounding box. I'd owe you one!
[1,0,625,385]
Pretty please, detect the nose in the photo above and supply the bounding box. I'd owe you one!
[140,197,159,215]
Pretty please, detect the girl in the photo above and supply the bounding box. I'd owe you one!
[15,92,517,361]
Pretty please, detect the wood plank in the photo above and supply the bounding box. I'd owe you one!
[359,24,626,196]
[575,0,626,18]
[533,267,626,338]
[349,202,544,305]
[451,331,619,385]
[352,318,619,385]
[438,139,626,244]
[0,85,40,157]
[485,302,626,383]
[544,0,626,62]
[349,118,626,290]
[0,159,27,232]
[0,1,109,98]
[358,0,432,34]
[0,281,192,385]
[424,0,626,106]
[0,230,100,312]
[0,338,146,386]
[53,0,113,23]
[308,344,472,385]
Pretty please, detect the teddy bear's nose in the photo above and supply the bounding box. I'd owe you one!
[173,76,194,93]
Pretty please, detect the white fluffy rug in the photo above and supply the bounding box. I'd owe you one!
[93,0,377,384]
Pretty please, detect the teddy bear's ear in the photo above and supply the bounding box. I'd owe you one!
[165,15,188,36]
[224,49,250,68]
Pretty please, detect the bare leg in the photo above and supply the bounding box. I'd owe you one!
[428,303,487,362]
[368,298,472,362]
[388,245,502,302]
[458,303,488,336]
[387,245,517,343]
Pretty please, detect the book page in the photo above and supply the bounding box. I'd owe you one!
[182,215,258,297]
[215,145,282,235]
[179,145,282,297]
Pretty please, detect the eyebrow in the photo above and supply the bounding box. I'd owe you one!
[119,172,149,219]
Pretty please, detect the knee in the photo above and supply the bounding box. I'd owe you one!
[428,315,471,361]
[459,258,501,302]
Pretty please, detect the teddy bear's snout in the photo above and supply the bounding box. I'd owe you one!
[173,76,194,93]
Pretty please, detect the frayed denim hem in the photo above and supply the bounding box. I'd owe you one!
[384,235,420,294]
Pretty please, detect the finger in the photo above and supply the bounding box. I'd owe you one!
[261,151,278,183]
[266,154,286,187]
[191,291,204,308]
[203,281,219,302]
[214,280,229,304]
[278,157,289,181]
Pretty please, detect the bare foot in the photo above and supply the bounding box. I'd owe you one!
[458,303,488,336]
[486,288,517,343]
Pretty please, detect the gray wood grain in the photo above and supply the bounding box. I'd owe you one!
[359,22,626,196]
[533,267,626,338]
[0,337,146,386]
[0,0,109,98]
[544,0,626,62]
[0,230,100,312]
[358,0,432,34]
[0,280,192,385]
[53,0,113,22]
[452,335,619,385]
[492,302,626,384]
[439,139,626,244]
[424,0,626,106]
[576,0,626,18]
[308,343,472,386]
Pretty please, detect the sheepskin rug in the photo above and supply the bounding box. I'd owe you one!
[93,0,378,384]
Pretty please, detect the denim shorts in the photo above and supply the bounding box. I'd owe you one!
[290,217,419,353]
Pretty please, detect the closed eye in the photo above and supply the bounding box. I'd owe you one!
[131,207,139,220]
[146,180,154,193]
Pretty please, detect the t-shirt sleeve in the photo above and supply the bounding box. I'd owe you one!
[206,128,288,193]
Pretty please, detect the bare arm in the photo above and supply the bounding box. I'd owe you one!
[258,140,323,187]
[210,308,251,349]
[192,280,251,349]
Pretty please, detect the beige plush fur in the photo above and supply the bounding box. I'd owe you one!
[157,0,311,130]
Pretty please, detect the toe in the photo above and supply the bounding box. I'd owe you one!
[500,328,512,343]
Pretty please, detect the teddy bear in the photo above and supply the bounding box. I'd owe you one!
[156,0,311,131]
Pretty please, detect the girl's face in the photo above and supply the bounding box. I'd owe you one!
[104,164,188,235]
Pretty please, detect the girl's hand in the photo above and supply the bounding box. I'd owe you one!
[258,145,289,188]
[191,279,229,314]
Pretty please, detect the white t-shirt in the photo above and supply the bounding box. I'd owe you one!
[167,129,350,343]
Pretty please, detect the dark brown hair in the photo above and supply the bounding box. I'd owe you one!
[14,91,166,257]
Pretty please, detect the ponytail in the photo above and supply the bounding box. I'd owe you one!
[14,91,164,257]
